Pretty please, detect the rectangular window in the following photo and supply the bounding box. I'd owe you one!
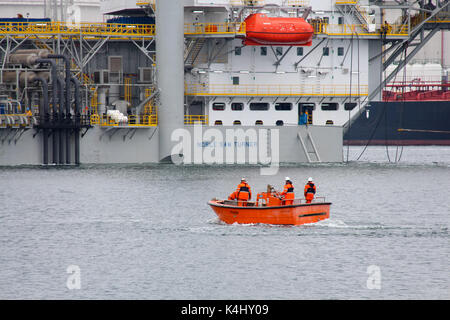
[249,102,269,111]
[276,47,283,56]
[275,102,292,111]
[297,47,303,56]
[212,103,225,111]
[344,102,357,110]
[338,47,344,56]
[232,76,239,85]
[323,47,329,56]
[260,47,267,56]
[231,102,244,111]
[338,17,344,25]
[321,103,339,111]
[235,47,241,56]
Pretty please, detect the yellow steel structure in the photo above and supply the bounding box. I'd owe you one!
[0,21,248,38]
[184,115,209,125]
[124,77,132,104]
[90,88,98,115]
[185,83,368,97]
[90,114,157,127]
[1,20,428,39]
[0,21,155,39]
[144,88,156,115]
[184,22,246,35]
[136,0,155,7]
[312,22,409,36]
[335,1,358,4]
[284,0,310,6]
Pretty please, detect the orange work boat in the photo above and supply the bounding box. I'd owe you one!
[208,186,331,226]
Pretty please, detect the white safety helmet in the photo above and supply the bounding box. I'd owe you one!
[308,177,313,182]
[285,177,290,181]
[241,177,246,181]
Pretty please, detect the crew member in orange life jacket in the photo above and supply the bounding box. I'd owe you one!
[304,177,316,203]
[281,177,295,205]
[233,178,252,206]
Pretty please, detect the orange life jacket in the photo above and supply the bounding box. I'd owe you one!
[236,182,251,200]
[281,183,295,200]
[304,183,316,196]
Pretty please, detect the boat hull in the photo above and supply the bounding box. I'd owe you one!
[344,101,450,146]
[208,200,331,225]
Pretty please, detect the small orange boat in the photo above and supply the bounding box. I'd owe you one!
[208,186,331,226]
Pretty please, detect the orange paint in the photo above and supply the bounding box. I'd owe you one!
[244,13,314,46]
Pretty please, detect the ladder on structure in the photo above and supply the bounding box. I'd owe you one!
[297,129,321,163]
[335,1,370,32]
[184,38,206,67]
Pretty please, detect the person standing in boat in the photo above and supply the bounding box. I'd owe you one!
[281,177,295,205]
[234,178,252,206]
[304,177,316,203]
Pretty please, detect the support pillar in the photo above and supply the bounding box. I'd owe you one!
[156,0,185,162]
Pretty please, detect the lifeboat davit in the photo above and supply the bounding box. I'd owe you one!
[243,13,314,46]
[208,189,331,226]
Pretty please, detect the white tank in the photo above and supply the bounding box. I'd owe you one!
[423,63,443,82]
[409,63,424,81]
[0,0,101,22]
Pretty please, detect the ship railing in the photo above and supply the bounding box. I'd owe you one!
[184,22,246,35]
[90,114,158,127]
[185,83,369,97]
[311,22,409,36]
[230,0,266,6]
[136,0,155,7]
[5,114,92,127]
[283,0,311,6]
[184,115,208,125]
[0,21,156,38]
[335,1,358,4]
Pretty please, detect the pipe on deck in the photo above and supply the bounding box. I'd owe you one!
[70,77,81,165]
[33,77,50,165]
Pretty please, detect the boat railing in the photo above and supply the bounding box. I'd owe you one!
[220,196,327,207]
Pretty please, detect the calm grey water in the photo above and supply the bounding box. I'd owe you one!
[0,146,449,300]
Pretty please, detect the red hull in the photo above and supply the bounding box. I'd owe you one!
[244,13,314,46]
[208,200,331,226]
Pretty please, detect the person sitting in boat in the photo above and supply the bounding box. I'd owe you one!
[234,178,252,206]
[281,177,295,205]
[304,177,316,203]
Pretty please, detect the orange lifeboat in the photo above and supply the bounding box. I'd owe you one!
[243,13,314,46]
[208,187,331,226]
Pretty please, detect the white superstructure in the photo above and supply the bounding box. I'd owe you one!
[0,0,101,22]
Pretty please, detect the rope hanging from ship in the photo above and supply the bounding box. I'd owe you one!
[355,30,409,163]
[346,31,361,163]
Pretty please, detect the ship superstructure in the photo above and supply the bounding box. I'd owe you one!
[0,0,448,165]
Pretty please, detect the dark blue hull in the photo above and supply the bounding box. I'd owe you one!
[344,101,450,145]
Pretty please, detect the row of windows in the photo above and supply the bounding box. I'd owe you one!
[212,102,357,111]
[235,46,346,57]
[212,102,292,111]
[214,120,286,126]
[213,120,336,126]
